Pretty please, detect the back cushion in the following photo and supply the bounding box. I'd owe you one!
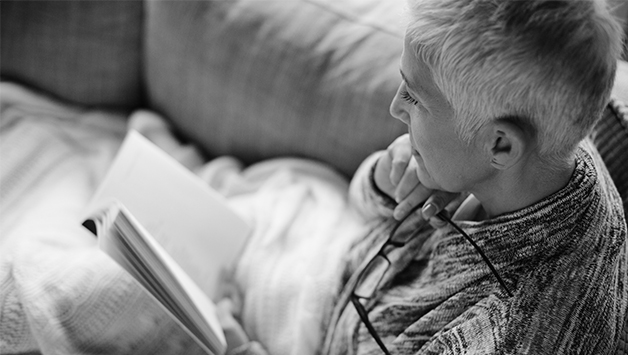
[592,99,628,218]
[144,0,408,177]
[613,61,628,104]
[0,0,143,110]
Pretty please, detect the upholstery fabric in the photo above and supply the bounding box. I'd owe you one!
[614,61,628,104]
[144,0,408,178]
[592,99,628,219]
[0,0,144,110]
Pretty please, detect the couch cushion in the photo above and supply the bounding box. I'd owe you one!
[592,99,628,217]
[144,0,408,178]
[145,0,628,178]
[0,0,143,110]
[613,60,628,104]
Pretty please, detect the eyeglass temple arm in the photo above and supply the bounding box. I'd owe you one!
[437,211,514,297]
[350,297,393,355]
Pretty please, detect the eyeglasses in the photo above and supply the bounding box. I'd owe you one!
[350,206,513,355]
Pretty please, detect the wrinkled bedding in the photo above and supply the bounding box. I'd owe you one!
[0,82,204,354]
[0,82,366,355]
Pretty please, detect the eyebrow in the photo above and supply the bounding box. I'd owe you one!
[399,69,411,87]
[399,69,422,96]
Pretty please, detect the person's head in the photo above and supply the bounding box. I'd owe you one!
[390,0,623,192]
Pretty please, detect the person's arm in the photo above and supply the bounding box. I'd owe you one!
[348,150,398,220]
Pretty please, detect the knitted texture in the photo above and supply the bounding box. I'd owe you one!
[323,143,627,355]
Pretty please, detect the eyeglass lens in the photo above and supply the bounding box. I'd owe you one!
[354,255,391,299]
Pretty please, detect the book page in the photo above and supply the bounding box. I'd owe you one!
[97,204,226,355]
[83,130,250,300]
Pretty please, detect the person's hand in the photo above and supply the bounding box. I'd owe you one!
[374,134,461,225]
[216,298,249,352]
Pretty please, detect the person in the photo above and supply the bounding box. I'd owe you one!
[217,0,627,354]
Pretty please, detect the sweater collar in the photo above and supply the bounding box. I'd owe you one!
[430,146,599,270]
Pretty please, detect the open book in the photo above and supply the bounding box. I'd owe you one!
[82,130,250,355]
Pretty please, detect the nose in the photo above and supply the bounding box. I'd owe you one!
[389,83,410,125]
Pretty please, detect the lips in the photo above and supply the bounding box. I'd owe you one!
[408,132,420,157]
[412,147,421,159]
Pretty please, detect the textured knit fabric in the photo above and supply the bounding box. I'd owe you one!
[322,142,628,355]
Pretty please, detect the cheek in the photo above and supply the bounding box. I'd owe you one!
[409,121,467,190]
[408,115,438,157]
[408,123,444,183]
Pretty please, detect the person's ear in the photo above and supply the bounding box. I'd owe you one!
[485,118,529,170]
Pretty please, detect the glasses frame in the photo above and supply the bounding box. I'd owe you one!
[350,206,512,355]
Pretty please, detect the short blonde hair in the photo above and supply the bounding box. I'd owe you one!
[406,0,624,161]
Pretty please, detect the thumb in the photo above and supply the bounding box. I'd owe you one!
[421,191,459,220]
[216,299,249,350]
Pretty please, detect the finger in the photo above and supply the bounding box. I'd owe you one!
[388,134,412,186]
[216,299,249,350]
[394,158,420,202]
[429,193,471,229]
[216,298,235,322]
[393,183,432,220]
[429,209,450,229]
[216,270,243,317]
[443,192,469,219]
[389,151,411,187]
[451,193,480,221]
[445,192,468,213]
[373,153,396,198]
[421,190,459,220]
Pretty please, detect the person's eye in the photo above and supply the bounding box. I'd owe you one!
[400,90,420,106]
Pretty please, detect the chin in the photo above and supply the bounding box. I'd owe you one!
[421,180,442,191]
[416,170,439,191]
[417,169,459,193]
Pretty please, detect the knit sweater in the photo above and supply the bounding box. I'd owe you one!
[321,142,627,355]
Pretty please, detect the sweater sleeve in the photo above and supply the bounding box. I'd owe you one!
[348,151,397,220]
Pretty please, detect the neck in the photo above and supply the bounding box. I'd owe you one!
[471,153,576,219]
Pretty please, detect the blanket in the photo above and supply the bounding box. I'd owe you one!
[0,82,366,355]
[202,156,367,355]
[0,83,209,354]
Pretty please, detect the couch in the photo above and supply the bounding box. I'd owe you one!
[1,0,627,354]
[3,0,626,178]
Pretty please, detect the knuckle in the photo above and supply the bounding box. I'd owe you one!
[392,158,405,166]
